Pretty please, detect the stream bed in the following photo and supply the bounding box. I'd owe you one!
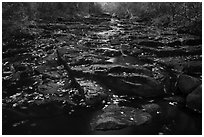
[2,14,202,135]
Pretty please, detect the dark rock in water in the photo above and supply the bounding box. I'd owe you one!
[38,81,61,94]
[57,46,71,55]
[90,105,152,131]
[3,108,29,122]
[43,52,59,68]
[163,96,185,105]
[161,74,178,95]
[3,102,64,122]
[106,55,144,66]
[177,21,202,36]
[98,74,164,97]
[184,38,202,46]
[95,47,121,57]
[28,102,64,118]
[186,85,202,113]
[142,103,161,116]
[90,64,153,77]
[166,40,182,47]
[57,17,66,22]
[138,40,164,47]
[108,65,153,77]
[78,78,108,106]
[178,74,201,94]
[183,61,202,76]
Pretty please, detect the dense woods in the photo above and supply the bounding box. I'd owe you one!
[2,2,202,135]
[2,2,202,41]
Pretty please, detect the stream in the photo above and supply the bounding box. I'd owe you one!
[2,14,202,135]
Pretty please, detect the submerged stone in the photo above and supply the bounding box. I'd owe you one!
[163,96,185,105]
[178,74,201,94]
[38,81,61,94]
[142,103,161,116]
[90,105,152,131]
[186,85,202,113]
[90,64,153,77]
[98,74,164,97]
[106,55,144,66]
[78,78,108,106]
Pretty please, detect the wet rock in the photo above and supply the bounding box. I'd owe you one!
[95,47,121,57]
[43,71,61,79]
[155,56,186,72]
[178,74,201,94]
[43,52,59,68]
[98,74,164,97]
[90,105,152,131]
[35,65,50,74]
[141,46,199,57]
[177,21,202,36]
[163,96,185,105]
[38,81,61,94]
[138,40,164,47]
[78,78,108,106]
[161,74,178,94]
[142,103,161,116]
[183,61,202,76]
[186,85,202,113]
[166,40,182,47]
[28,102,64,118]
[106,55,144,65]
[108,65,153,77]
[130,47,143,56]
[90,64,153,77]
[184,38,202,46]
[57,46,71,55]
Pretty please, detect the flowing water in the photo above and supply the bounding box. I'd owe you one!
[2,14,202,135]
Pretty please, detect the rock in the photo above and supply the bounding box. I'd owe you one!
[89,64,153,77]
[38,81,61,94]
[43,71,61,79]
[97,47,121,57]
[184,38,202,46]
[90,105,152,131]
[57,46,71,55]
[138,40,164,47]
[78,78,108,106]
[163,96,185,105]
[3,108,29,122]
[167,40,182,47]
[98,74,164,97]
[142,103,161,116]
[178,74,201,94]
[183,61,202,76]
[43,52,59,68]
[186,85,202,113]
[107,65,153,77]
[106,55,145,66]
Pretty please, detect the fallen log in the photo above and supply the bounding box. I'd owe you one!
[56,49,85,98]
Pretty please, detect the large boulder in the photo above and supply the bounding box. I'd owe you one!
[178,74,201,94]
[90,105,152,131]
[186,85,202,113]
[89,64,153,77]
[98,74,164,98]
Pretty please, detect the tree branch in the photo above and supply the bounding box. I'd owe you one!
[56,49,85,98]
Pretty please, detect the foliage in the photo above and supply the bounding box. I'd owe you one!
[2,2,202,43]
